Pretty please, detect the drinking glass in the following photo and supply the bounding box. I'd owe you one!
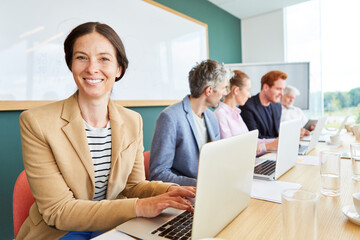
[282,189,318,240]
[320,151,341,196]
[350,143,360,181]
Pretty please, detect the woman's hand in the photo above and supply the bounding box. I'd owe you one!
[135,186,196,218]
[167,186,196,195]
[256,144,262,155]
[265,138,279,152]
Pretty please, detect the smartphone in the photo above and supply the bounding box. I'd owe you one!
[303,119,318,131]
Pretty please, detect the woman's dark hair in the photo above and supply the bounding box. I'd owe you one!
[64,22,128,81]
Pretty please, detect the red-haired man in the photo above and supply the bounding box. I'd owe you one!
[239,71,286,139]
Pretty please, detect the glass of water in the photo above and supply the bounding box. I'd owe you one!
[320,151,341,196]
[282,189,318,240]
[350,143,360,181]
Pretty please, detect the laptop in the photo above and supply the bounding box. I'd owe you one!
[253,119,301,180]
[334,115,350,136]
[298,116,327,155]
[116,130,259,240]
[302,115,349,142]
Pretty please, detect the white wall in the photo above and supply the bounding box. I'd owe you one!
[241,9,285,63]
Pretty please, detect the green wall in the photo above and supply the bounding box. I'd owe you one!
[0,1,241,238]
[0,111,23,239]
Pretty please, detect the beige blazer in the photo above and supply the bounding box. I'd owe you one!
[18,93,172,240]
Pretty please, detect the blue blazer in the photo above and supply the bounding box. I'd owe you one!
[149,95,220,186]
[239,93,282,139]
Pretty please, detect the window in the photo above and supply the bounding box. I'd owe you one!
[285,0,360,126]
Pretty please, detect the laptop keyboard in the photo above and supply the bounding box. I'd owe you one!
[151,211,193,239]
[254,160,276,176]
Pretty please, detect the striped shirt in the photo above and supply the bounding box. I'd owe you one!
[84,120,112,201]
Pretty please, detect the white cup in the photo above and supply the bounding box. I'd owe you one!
[353,192,360,215]
[330,135,340,144]
[320,151,341,196]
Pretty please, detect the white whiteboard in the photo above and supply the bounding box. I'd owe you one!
[226,62,310,110]
[0,0,208,101]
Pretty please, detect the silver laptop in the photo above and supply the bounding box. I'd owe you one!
[116,130,259,240]
[298,116,327,155]
[334,115,350,136]
[302,115,348,142]
[253,119,301,180]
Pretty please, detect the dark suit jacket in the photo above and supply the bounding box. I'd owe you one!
[239,93,282,139]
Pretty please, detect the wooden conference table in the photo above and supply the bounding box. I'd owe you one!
[96,133,360,240]
[217,133,360,240]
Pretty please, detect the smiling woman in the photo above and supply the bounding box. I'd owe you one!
[71,34,121,106]
[71,33,122,127]
[17,22,196,240]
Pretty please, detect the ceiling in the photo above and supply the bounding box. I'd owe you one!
[208,0,310,19]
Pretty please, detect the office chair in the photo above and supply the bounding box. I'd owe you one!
[13,170,35,238]
[143,151,150,180]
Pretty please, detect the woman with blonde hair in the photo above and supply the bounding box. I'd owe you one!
[214,70,278,155]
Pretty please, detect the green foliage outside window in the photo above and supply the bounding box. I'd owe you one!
[324,87,360,113]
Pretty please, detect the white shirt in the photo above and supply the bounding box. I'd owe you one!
[281,105,308,127]
[192,110,208,149]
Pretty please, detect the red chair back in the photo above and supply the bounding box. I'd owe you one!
[143,151,150,180]
[13,170,35,238]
